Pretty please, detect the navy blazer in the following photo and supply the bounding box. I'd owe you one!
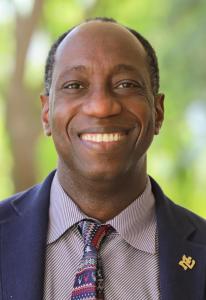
[0,171,206,300]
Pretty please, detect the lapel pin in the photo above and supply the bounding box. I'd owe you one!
[178,254,196,271]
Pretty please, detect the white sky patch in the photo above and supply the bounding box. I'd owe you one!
[185,100,206,158]
[186,100,206,140]
[13,0,34,16]
[0,0,34,23]
[77,0,97,8]
[26,31,50,68]
[185,100,206,183]
[0,1,15,23]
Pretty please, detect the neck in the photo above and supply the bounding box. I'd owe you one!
[57,158,148,222]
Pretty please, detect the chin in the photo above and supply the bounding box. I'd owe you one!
[79,163,133,182]
[85,171,119,181]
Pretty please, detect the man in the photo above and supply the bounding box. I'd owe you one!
[0,17,206,300]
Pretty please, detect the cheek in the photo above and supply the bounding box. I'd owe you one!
[50,108,65,133]
[50,97,71,131]
[129,100,155,128]
[130,102,156,145]
[49,100,82,156]
[49,105,70,148]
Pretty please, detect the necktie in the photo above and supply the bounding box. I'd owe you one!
[71,219,113,300]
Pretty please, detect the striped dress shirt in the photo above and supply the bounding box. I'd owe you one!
[43,173,160,299]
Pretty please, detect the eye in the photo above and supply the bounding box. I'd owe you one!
[115,80,140,89]
[63,81,84,89]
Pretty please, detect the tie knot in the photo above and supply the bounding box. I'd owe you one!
[78,219,113,250]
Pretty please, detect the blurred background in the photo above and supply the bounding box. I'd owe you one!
[0,0,206,217]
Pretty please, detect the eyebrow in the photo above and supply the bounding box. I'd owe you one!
[61,63,140,74]
[56,65,87,81]
[112,64,146,88]
[112,64,140,74]
[66,65,87,72]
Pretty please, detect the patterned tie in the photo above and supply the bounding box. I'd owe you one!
[71,219,113,300]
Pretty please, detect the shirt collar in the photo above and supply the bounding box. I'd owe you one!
[47,172,157,254]
[109,178,157,254]
[47,173,86,244]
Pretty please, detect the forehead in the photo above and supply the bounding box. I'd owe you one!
[55,21,148,74]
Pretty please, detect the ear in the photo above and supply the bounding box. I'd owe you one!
[154,93,164,135]
[40,94,51,136]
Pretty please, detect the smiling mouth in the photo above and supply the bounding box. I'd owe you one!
[80,132,127,143]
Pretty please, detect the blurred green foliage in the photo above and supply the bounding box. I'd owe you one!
[0,0,205,217]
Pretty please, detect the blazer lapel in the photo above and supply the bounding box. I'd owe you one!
[158,233,206,300]
[1,172,55,300]
[151,178,206,300]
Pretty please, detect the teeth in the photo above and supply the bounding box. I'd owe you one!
[81,133,125,142]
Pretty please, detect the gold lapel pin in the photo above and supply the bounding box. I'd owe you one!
[178,254,196,271]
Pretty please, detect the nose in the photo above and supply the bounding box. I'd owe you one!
[81,88,122,118]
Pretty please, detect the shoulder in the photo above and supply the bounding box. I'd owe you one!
[0,171,56,223]
[150,176,206,242]
[0,184,42,223]
[166,196,206,240]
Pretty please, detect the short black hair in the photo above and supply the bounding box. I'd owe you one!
[44,17,159,96]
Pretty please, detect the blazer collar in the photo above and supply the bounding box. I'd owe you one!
[151,177,206,300]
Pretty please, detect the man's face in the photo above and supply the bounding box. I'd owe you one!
[41,21,164,181]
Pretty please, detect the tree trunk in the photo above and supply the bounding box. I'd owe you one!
[6,0,44,192]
